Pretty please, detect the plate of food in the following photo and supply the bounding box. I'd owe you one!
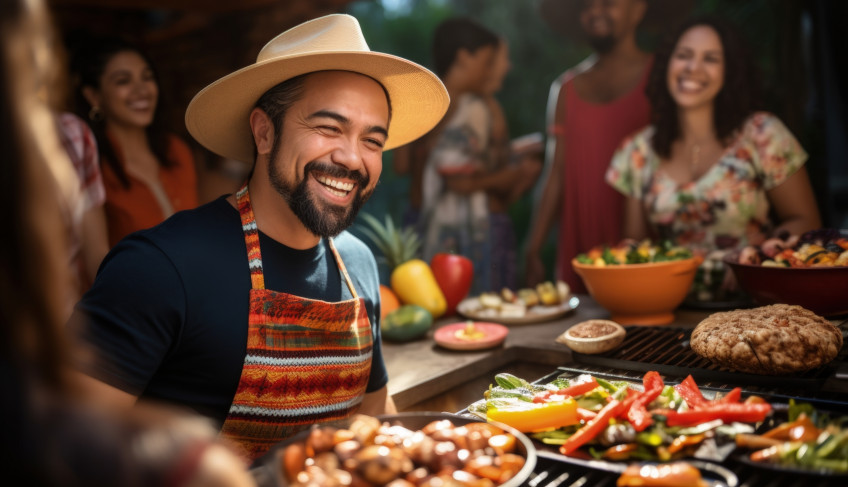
[457,280,579,325]
[250,412,537,487]
[434,321,509,351]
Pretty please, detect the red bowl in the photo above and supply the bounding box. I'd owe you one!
[724,253,848,317]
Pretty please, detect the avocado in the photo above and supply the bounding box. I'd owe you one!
[381,305,433,342]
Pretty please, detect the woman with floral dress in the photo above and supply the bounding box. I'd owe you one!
[606,16,820,302]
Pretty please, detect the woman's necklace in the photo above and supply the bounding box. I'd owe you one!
[691,144,702,173]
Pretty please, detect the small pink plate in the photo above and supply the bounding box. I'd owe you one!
[434,322,509,351]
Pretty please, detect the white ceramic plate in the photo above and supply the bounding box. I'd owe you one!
[456,295,580,325]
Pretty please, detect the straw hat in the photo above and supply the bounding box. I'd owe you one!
[539,0,694,39]
[185,14,449,163]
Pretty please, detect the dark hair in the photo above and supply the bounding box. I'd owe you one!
[432,18,499,78]
[1,0,70,398]
[254,71,393,164]
[647,15,763,158]
[69,37,173,188]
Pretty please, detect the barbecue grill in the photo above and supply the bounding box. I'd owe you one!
[470,324,848,486]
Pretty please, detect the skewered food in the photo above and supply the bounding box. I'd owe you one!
[690,304,842,375]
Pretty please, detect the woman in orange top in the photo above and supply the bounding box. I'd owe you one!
[71,37,198,247]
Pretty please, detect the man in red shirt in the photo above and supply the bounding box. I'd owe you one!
[524,0,691,292]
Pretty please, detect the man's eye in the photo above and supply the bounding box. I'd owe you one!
[364,138,385,149]
[318,125,340,133]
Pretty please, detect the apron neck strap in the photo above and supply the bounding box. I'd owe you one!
[235,182,359,299]
[236,182,265,290]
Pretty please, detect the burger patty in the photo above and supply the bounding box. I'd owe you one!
[690,304,843,375]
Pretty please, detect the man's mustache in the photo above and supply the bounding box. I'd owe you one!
[304,161,368,186]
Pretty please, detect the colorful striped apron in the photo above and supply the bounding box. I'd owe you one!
[220,183,373,461]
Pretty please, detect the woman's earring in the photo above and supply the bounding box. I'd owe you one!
[88,106,104,122]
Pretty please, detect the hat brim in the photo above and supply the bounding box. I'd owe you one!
[185,51,448,163]
[540,0,694,40]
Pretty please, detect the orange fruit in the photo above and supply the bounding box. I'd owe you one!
[379,284,401,319]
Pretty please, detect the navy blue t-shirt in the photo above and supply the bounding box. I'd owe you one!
[73,196,387,426]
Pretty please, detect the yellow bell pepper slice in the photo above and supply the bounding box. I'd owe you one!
[487,398,579,433]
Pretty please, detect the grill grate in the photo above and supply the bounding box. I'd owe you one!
[570,326,847,396]
[522,454,847,487]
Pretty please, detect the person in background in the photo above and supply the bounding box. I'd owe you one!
[0,0,255,485]
[442,37,543,291]
[70,37,198,247]
[524,0,691,292]
[71,14,448,461]
[606,15,821,301]
[416,18,499,294]
[55,111,109,303]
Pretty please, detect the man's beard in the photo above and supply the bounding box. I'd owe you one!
[269,159,372,238]
[587,34,616,54]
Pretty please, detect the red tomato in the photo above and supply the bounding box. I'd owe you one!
[430,253,473,316]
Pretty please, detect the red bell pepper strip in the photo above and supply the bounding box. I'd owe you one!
[557,377,600,398]
[716,387,742,404]
[653,402,772,427]
[626,371,664,431]
[559,399,626,455]
[627,404,652,432]
[674,375,707,408]
[533,378,601,403]
[576,408,598,422]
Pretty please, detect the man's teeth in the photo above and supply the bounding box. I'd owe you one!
[316,175,354,193]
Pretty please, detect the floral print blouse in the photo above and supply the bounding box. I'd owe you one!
[606,112,807,301]
[606,112,807,255]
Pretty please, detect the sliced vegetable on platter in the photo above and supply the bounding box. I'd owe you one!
[735,400,848,475]
[468,371,772,463]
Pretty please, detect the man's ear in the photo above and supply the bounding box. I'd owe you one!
[631,0,648,27]
[455,47,472,67]
[249,107,274,156]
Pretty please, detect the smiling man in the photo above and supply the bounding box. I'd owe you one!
[70,14,448,461]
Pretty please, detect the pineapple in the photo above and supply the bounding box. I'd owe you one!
[358,213,446,318]
[359,213,420,271]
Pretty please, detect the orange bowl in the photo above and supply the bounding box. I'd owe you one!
[572,257,702,325]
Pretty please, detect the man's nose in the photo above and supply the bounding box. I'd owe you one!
[331,136,364,171]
